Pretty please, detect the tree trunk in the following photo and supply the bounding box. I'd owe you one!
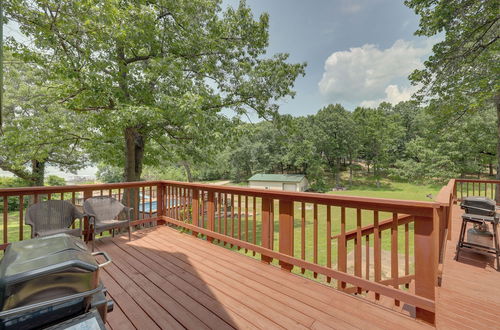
[334,159,340,187]
[124,127,144,182]
[124,127,144,217]
[349,159,353,186]
[495,92,500,203]
[182,161,193,182]
[30,160,45,187]
[489,162,493,176]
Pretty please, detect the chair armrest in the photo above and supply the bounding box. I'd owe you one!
[85,213,97,225]
[123,207,133,223]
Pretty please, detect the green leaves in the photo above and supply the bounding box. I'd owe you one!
[4,0,305,181]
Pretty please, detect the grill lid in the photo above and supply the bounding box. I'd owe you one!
[460,196,497,217]
[0,234,99,311]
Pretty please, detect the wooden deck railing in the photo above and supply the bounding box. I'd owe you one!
[0,181,164,250]
[454,178,500,203]
[0,179,458,325]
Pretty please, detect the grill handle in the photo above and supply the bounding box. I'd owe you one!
[0,284,104,318]
[91,251,112,268]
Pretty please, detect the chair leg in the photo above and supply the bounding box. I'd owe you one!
[92,232,96,252]
[128,226,132,241]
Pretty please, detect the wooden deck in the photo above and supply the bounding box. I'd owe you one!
[435,205,500,329]
[96,226,430,330]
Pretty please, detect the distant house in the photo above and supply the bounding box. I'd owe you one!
[248,174,308,192]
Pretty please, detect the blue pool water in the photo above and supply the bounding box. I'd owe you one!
[138,199,178,213]
[139,201,157,213]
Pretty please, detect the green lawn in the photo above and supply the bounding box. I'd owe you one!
[208,179,441,283]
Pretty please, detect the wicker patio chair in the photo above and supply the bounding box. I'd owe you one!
[83,196,132,251]
[25,200,84,238]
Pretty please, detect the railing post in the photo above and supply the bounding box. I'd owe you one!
[414,213,437,325]
[279,200,294,271]
[83,190,93,241]
[207,191,215,243]
[157,184,164,217]
[261,197,273,264]
[191,189,199,237]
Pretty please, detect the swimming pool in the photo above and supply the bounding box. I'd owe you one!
[138,199,178,213]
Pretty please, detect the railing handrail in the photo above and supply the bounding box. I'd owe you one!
[0,180,440,215]
[455,178,500,184]
[161,180,439,216]
[0,180,164,196]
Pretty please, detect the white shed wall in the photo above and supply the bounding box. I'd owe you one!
[248,181,283,190]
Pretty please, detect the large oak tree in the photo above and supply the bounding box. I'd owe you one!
[5,0,305,181]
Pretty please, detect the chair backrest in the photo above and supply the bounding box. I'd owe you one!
[25,200,83,234]
[83,197,126,224]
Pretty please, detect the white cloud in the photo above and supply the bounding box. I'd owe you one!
[318,39,433,107]
[360,84,419,108]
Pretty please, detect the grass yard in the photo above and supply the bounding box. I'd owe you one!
[209,179,442,283]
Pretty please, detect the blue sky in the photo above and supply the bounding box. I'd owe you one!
[224,0,436,115]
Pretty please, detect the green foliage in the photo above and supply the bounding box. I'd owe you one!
[405,0,499,114]
[5,0,305,182]
[46,175,66,186]
[96,164,124,183]
[0,51,88,185]
[391,107,497,183]
[0,177,30,211]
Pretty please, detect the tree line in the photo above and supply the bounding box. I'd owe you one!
[128,101,494,192]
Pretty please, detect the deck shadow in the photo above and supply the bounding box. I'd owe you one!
[95,229,240,329]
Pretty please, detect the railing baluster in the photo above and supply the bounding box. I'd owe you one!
[270,200,275,251]
[19,195,24,241]
[355,209,362,293]
[219,193,223,238]
[237,195,241,250]
[374,210,381,300]
[261,197,272,264]
[252,196,257,255]
[231,194,235,247]
[245,195,249,252]
[201,190,206,230]
[301,202,306,274]
[207,191,215,243]
[3,197,8,244]
[338,207,347,290]
[191,189,199,237]
[224,193,228,245]
[365,234,370,281]
[405,222,410,288]
[326,205,332,283]
[149,186,153,219]
[313,203,318,278]
[392,212,400,306]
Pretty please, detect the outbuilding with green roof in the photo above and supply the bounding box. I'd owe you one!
[248,174,308,192]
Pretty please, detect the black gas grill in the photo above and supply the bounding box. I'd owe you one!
[457,196,500,270]
[0,234,113,329]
